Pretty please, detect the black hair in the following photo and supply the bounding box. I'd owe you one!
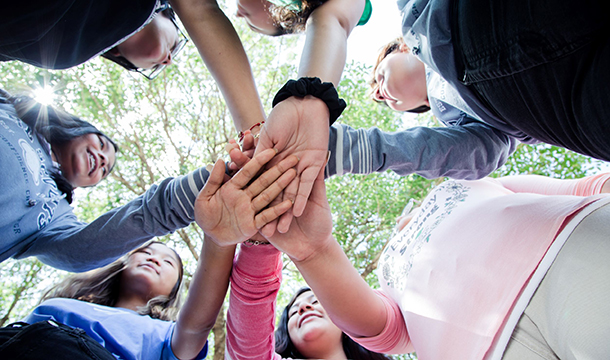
[10,94,118,203]
[275,287,393,360]
[101,7,176,71]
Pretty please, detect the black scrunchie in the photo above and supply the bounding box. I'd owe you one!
[272,77,346,126]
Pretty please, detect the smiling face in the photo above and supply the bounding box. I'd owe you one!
[115,14,180,69]
[372,45,429,112]
[287,290,343,357]
[120,243,181,303]
[53,133,116,188]
[235,0,280,35]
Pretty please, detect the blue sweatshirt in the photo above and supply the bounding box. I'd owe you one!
[25,298,207,360]
[0,94,209,272]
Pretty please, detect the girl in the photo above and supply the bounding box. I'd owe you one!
[11,94,118,202]
[1,1,183,77]
[1,146,298,360]
[264,171,610,359]
[0,89,276,272]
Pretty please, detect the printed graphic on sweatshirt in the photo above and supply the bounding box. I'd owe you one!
[380,181,470,292]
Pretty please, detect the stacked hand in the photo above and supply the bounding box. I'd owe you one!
[195,148,299,247]
[228,97,332,234]
[254,97,331,232]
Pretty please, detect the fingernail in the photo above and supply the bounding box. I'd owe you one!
[205,164,214,172]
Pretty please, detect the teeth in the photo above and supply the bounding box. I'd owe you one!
[88,152,96,174]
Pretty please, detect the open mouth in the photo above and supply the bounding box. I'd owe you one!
[87,150,97,176]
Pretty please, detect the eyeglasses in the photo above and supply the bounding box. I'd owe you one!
[135,15,189,80]
[102,7,189,80]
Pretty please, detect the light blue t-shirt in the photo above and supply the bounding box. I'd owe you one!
[25,298,208,360]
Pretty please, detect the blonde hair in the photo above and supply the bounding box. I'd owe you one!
[41,241,184,321]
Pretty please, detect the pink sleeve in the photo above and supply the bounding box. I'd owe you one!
[225,244,284,360]
[348,290,414,355]
[496,173,610,196]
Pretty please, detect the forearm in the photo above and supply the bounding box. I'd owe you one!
[325,123,517,180]
[172,235,236,359]
[293,237,387,338]
[226,244,283,360]
[170,0,265,131]
[496,173,610,196]
[297,0,364,85]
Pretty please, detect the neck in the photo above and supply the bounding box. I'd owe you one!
[114,294,148,312]
[302,342,348,360]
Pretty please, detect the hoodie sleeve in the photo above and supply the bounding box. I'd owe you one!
[325,121,517,181]
[17,166,210,272]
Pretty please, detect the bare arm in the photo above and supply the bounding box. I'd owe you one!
[254,0,365,228]
[169,0,265,132]
[495,173,610,196]
[298,0,365,84]
[265,172,388,338]
[171,236,235,359]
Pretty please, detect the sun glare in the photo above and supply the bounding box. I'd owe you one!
[32,86,56,106]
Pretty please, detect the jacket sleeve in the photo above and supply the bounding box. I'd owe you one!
[17,166,210,272]
[324,121,518,180]
[225,244,284,360]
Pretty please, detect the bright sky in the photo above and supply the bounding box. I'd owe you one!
[346,0,403,67]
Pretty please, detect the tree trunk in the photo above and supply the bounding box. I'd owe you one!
[212,304,226,360]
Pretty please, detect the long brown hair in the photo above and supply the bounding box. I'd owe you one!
[41,241,184,321]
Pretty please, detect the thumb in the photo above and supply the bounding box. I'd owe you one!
[199,159,225,199]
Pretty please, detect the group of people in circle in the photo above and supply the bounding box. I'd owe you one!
[1,0,608,359]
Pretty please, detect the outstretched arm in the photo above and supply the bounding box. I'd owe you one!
[226,244,284,360]
[254,0,366,225]
[495,173,610,196]
[171,149,298,359]
[169,0,265,132]
[264,172,388,338]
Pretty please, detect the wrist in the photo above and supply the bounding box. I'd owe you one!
[203,234,238,251]
[289,234,336,265]
[272,77,346,125]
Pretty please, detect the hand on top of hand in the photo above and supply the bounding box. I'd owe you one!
[261,170,334,263]
[254,96,331,233]
[195,148,298,247]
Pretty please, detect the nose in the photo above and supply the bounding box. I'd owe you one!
[162,52,172,65]
[298,302,314,315]
[373,85,384,101]
[147,255,161,266]
[99,152,107,168]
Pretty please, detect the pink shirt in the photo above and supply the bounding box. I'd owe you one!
[224,174,610,360]
[355,174,610,359]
